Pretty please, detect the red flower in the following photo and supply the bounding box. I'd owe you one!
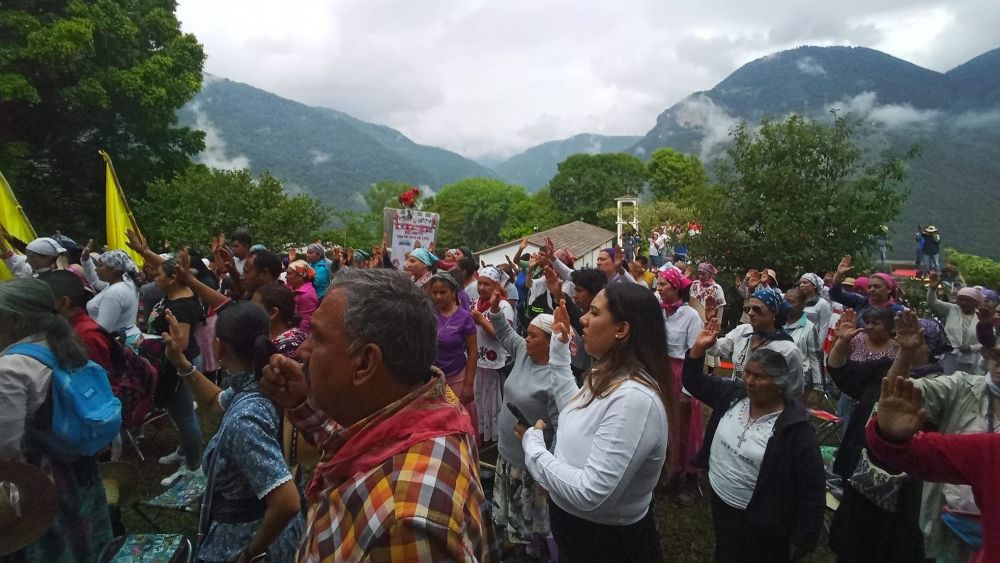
[486,350,497,361]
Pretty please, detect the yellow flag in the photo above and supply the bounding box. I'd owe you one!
[100,150,144,268]
[0,170,37,280]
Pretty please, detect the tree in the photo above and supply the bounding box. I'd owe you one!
[499,188,564,240]
[0,0,206,239]
[548,153,647,227]
[139,166,327,250]
[647,147,709,200]
[693,114,914,282]
[318,181,414,250]
[425,178,528,250]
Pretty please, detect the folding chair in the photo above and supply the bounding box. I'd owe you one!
[99,534,193,563]
[120,407,170,462]
[132,472,206,530]
[809,408,842,446]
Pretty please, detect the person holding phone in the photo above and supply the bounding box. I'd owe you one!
[486,288,559,560]
[515,284,675,562]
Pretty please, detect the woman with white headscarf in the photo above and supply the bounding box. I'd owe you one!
[489,297,561,559]
[799,272,832,341]
[471,266,514,443]
[82,249,141,342]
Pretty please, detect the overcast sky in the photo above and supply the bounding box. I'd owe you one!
[176,0,999,160]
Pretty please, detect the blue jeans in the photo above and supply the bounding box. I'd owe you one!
[164,356,203,470]
[924,253,941,273]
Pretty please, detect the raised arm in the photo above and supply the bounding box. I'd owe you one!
[868,374,991,486]
[684,318,735,406]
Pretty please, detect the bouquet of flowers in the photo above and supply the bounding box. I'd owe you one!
[398,186,420,208]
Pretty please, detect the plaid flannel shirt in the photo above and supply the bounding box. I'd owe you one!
[288,385,499,562]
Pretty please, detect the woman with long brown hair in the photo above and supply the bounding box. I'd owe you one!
[515,282,677,562]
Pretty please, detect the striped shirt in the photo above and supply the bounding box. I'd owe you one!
[288,378,499,562]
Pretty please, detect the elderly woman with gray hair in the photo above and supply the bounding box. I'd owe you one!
[684,317,825,562]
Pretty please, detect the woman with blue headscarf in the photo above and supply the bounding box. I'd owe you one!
[404,248,439,288]
[707,287,805,396]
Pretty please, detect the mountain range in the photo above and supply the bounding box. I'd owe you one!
[179,45,1000,258]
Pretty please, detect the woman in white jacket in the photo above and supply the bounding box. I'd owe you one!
[517,283,676,562]
[82,249,140,343]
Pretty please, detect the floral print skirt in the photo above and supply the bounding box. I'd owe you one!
[493,457,552,545]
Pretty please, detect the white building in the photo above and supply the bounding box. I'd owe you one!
[475,221,616,269]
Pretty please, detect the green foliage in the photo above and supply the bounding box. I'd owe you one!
[0,0,206,238]
[316,210,382,251]
[139,166,327,249]
[944,247,1000,289]
[317,181,415,249]
[494,134,643,191]
[363,180,412,212]
[647,147,709,200]
[692,114,913,284]
[176,80,494,210]
[499,188,565,240]
[425,178,528,249]
[548,153,647,228]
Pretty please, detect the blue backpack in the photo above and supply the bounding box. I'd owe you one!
[6,343,121,458]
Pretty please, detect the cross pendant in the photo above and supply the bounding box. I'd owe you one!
[736,429,748,448]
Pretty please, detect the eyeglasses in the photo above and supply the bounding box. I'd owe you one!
[743,304,767,315]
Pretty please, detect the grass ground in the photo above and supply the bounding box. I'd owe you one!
[114,392,839,561]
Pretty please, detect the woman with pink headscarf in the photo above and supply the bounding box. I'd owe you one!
[656,267,705,505]
[830,256,903,321]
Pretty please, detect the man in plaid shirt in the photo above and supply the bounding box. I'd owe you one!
[262,269,499,562]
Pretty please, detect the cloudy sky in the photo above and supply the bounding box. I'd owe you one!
[176,0,999,160]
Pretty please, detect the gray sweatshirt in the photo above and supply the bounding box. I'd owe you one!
[491,311,561,470]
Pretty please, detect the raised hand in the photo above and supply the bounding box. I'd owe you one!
[836,255,853,276]
[552,299,571,344]
[893,310,924,351]
[928,271,940,289]
[747,269,762,288]
[125,229,147,254]
[877,375,926,442]
[834,309,862,341]
[174,247,195,285]
[542,265,562,299]
[504,254,520,274]
[544,236,556,258]
[692,317,720,356]
[81,239,93,263]
[161,310,189,369]
[704,295,718,320]
[260,353,310,409]
[519,237,529,251]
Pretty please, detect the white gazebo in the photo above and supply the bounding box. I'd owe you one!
[615,196,639,245]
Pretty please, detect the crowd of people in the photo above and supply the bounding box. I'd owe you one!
[2,221,1000,563]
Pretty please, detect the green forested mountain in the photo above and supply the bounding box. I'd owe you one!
[176,76,495,208]
[178,45,1000,258]
[630,45,1000,258]
[493,134,643,191]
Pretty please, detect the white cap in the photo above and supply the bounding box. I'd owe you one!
[26,237,67,257]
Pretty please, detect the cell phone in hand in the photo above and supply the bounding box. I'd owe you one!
[506,402,531,428]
